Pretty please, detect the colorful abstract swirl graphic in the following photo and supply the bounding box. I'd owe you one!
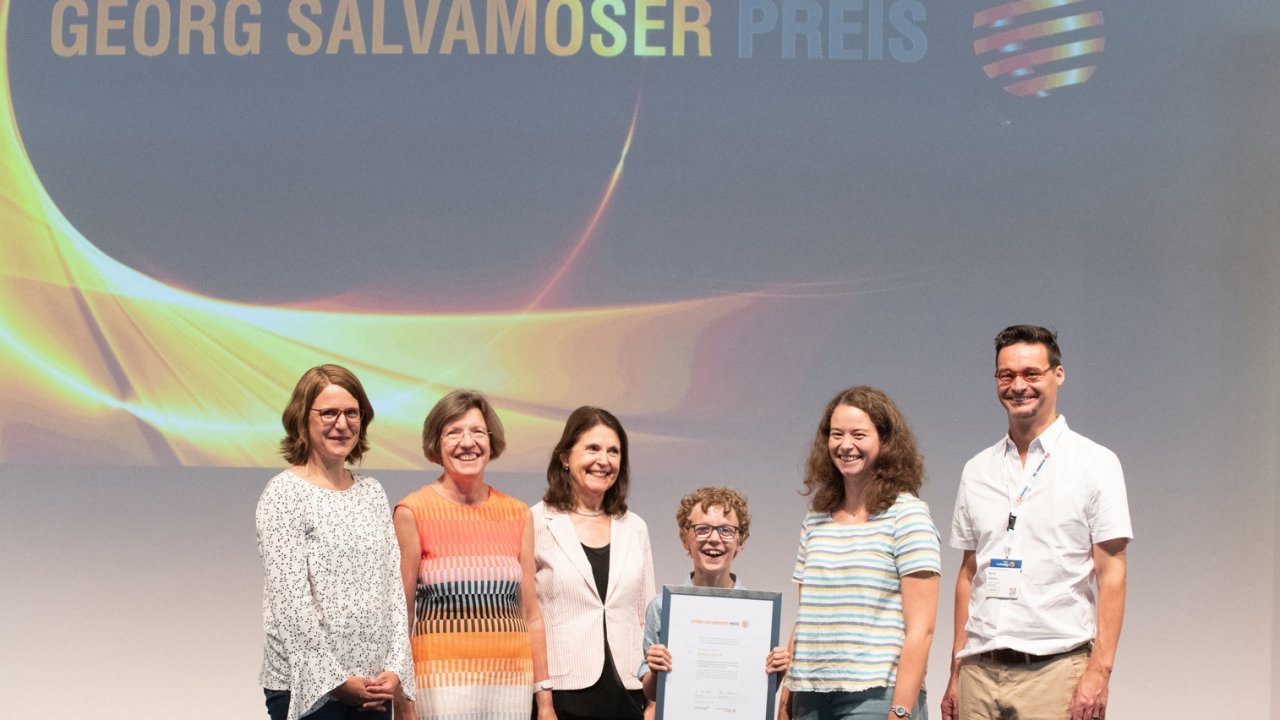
[0,1,752,468]
[974,0,1105,97]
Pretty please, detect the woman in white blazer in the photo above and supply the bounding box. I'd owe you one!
[531,406,655,720]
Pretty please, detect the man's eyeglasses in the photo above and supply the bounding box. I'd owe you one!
[690,524,740,540]
[994,367,1054,386]
[313,408,362,424]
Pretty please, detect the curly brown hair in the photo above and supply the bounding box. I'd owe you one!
[801,386,924,516]
[675,486,751,543]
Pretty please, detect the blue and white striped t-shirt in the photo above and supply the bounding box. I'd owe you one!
[786,493,941,692]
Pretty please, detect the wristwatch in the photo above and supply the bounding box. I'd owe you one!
[533,679,553,694]
[889,706,912,719]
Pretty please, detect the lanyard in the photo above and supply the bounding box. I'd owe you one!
[1003,451,1050,557]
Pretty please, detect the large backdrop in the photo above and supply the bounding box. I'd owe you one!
[1,1,1277,717]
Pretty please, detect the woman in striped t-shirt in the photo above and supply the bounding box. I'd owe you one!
[782,386,941,720]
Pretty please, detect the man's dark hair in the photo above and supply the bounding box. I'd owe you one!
[994,325,1062,367]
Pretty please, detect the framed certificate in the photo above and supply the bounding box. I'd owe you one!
[655,585,783,720]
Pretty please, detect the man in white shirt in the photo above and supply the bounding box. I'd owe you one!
[941,325,1132,720]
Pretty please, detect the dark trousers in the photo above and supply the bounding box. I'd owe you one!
[265,689,392,720]
[532,688,647,720]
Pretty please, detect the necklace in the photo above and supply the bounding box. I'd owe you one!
[572,508,606,517]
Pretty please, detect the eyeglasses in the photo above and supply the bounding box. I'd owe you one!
[995,367,1055,385]
[312,408,362,424]
[442,427,490,445]
[690,524,740,540]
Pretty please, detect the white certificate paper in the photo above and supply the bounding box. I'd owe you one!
[656,585,782,720]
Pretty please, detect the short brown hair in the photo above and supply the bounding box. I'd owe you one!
[543,406,631,516]
[421,389,507,465]
[676,486,751,543]
[802,386,924,516]
[279,364,374,466]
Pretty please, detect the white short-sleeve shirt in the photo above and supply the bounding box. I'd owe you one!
[950,416,1132,658]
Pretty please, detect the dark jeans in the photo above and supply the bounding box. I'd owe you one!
[264,689,392,720]
[791,687,928,720]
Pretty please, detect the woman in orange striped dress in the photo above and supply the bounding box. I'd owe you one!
[393,390,556,720]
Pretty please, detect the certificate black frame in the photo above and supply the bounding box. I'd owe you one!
[654,584,783,720]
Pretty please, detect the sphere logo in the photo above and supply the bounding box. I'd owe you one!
[973,0,1105,97]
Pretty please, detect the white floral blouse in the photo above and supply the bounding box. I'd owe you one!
[256,471,414,720]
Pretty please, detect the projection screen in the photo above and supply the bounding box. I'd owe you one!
[1,1,1276,717]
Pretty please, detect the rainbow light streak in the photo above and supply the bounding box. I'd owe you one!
[982,39,1104,79]
[973,0,1086,30]
[973,12,1103,56]
[0,2,754,468]
[525,94,641,310]
[1003,66,1096,97]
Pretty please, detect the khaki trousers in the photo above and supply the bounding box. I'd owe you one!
[957,647,1089,720]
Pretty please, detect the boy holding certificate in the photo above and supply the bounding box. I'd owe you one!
[636,487,791,704]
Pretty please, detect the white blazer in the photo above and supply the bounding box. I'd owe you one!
[531,501,656,691]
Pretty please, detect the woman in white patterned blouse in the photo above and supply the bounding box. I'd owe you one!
[255,364,414,720]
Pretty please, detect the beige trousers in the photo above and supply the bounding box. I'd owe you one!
[957,648,1089,720]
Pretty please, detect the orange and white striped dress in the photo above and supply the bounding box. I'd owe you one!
[396,485,533,720]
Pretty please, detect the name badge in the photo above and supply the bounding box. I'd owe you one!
[986,558,1023,600]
